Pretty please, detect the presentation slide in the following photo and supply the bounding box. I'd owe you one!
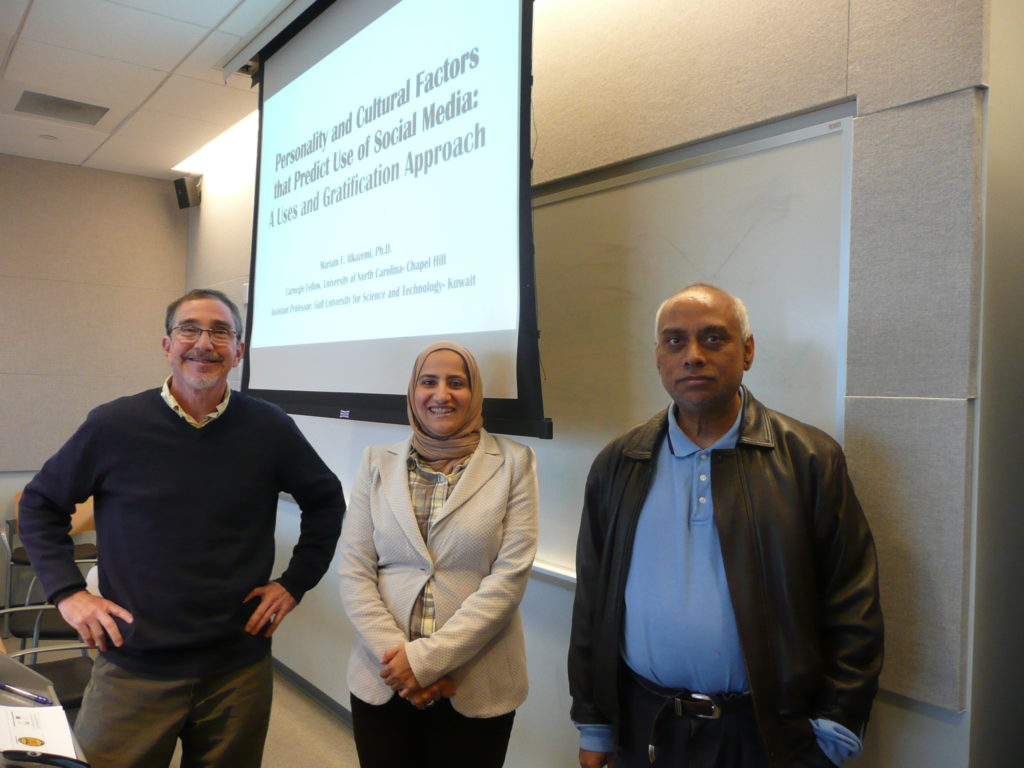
[248,0,524,398]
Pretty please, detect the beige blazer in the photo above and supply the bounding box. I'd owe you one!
[339,430,538,718]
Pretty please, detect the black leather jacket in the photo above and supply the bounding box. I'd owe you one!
[568,389,883,766]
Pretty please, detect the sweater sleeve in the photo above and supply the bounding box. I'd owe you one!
[272,414,346,601]
[18,414,102,603]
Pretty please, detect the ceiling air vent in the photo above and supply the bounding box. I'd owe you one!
[14,91,109,125]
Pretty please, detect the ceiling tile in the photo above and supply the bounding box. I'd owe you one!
[117,108,228,153]
[110,0,242,29]
[0,77,30,110]
[0,111,106,166]
[175,29,243,83]
[22,0,207,72]
[146,74,257,125]
[7,39,167,109]
[175,29,255,90]
[0,0,29,35]
[220,0,294,37]
[85,133,191,179]
[1,0,274,178]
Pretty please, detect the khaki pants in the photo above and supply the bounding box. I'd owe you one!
[75,654,273,768]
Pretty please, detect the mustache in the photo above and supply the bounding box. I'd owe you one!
[184,352,223,362]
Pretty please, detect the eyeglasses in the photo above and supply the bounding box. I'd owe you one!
[170,325,239,344]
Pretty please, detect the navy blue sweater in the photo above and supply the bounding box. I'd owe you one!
[19,389,345,678]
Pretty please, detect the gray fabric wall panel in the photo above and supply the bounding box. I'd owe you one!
[849,0,986,115]
[847,89,982,398]
[0,155,184,288]
[530,0,849,184]
[0,277,174,379]
[844,396,971,711]
[0,373,165,471]
[0,153,187,471]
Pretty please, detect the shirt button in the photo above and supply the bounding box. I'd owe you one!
[699,474,707,482]
[700,453,708,461]
[698,496,706,504]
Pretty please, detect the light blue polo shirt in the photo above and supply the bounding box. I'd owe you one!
[621,400,746,692]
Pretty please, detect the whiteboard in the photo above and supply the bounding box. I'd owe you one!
[525,118,851,574]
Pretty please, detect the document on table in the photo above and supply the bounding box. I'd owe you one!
[0,704,76,758]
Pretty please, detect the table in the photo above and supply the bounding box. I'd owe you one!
[0,653,87,766]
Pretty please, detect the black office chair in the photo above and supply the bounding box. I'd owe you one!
[4,493,98,619]
[5,605,82,659]
[0,606,93,712]
[6,644,93,710]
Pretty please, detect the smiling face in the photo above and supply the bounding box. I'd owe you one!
[412,349,473,438]
[162,298,244,399]
[655,286,754,423]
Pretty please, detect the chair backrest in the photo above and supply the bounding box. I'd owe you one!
[12,491,95,535]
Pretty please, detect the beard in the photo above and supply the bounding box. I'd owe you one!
[182,371,223,390]
[180,354,226,390]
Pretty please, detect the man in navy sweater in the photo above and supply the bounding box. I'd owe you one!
[19,288,346,768]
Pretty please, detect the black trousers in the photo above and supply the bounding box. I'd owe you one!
[615,670,767,768]
[615,672,836,768]
[350,693,515,768]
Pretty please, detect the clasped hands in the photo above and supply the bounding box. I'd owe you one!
[380,644,456,710]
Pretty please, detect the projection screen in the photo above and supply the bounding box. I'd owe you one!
[243,0,549,437]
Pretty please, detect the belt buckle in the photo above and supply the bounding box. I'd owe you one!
[688,692,721,719]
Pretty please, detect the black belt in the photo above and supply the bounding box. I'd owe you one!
[630,670,752,764]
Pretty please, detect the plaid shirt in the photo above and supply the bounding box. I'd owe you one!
[406,449,469,639]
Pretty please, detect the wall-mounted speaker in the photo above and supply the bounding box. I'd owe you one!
[173,176,201,209]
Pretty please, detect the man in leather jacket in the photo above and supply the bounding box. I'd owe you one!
[568,284,882,768]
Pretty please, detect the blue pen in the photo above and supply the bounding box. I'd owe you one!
[0,681,52,705]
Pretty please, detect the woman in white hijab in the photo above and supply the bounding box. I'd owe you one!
[339,341,539,768]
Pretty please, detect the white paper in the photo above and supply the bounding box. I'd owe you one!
[0,704,77,758]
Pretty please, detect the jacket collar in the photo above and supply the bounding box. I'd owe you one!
[379,430,504,559]
[624,386,774,459]
[736,387,774,448]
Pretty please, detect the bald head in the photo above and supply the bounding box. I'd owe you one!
[656,283,751,343]
[654,283,755,437]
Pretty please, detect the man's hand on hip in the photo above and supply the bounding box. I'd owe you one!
[243,581,297,637]
[57,590,133,651]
